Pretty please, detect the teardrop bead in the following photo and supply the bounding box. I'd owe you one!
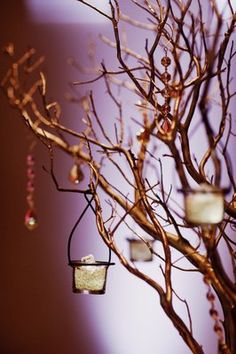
[24,209,38,230]
[69,164,84,184]
[162,119,171,133]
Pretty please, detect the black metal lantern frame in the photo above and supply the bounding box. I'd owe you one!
[67,192,114,294]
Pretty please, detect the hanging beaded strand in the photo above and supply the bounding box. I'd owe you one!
[24,143,38,230]
[160,47,172,133]
[203,275,231,354]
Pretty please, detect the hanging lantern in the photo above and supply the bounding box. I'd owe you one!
[68,194,114,295]
[183,183,224,225]
[69,255,113,294]
[127,238,155,262]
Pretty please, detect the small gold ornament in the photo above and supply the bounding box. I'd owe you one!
[68,163,84,184]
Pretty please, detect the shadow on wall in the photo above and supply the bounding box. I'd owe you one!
[0,2,108,354]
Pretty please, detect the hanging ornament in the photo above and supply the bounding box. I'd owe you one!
[71,255,110,294]
[159,47,172,134]
[24,147,38,230]
[68,162,84,184]
[127,237,155,262]
[203,275,230,353]
[183,183,224,225]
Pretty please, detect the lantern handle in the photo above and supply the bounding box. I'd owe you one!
[84,193,112,264]
[67,191,112,265]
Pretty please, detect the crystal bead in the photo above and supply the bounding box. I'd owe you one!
[161,56,171,67]
[26,154,34,166]
[161,87,171,98]
[27,168,35,179]
[207,291,215,302]
[170,88,179,98]
[161,103,171,116]
[161,72,171,82]
[209,309,218,319]
[24,209,38,230]
[213,324,223,334]
[26,181,34,193]
[69,164,84,184]
[161,119,171,133]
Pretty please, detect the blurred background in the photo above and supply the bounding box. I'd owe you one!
[0,1,233,354]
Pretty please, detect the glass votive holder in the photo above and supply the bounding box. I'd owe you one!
[69,256,114,294]
[127,238,155,262]
[184,183,224,225]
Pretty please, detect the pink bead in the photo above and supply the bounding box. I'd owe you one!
[27,168,35,179]
[26,154,34,166]
[26,181,35,193]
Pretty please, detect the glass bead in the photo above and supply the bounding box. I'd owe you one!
[26,181,35,193]
[26,154,34,166]
[161,87,171,98]
[161,56,171,67]
[161,72,171,82]
[161,103,171,116]
[207,291,215,302]
[26,196,34,209]
[26,194,33,202]
[161,119,171,133]
[27,168,35,179]
[209,309,218,319]
[24,209,38,230]
[213,324,223,334]
[170,88,179,98]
